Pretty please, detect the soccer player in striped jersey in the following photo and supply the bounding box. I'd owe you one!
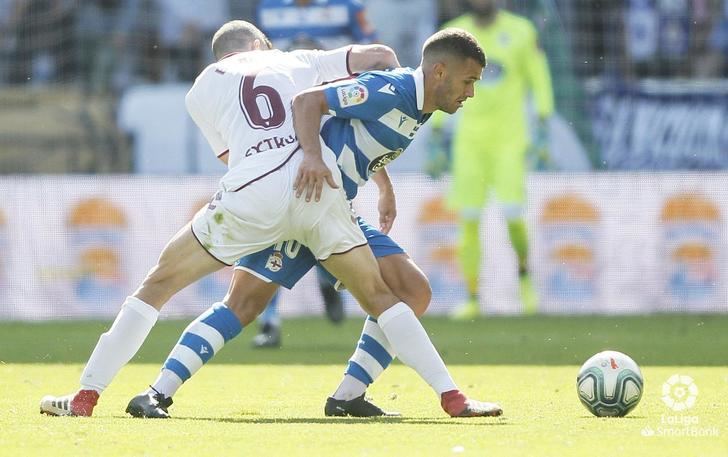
[127,29,501,418]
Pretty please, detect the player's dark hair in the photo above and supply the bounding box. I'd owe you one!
[212,20,272,60]
[422,28,486,68]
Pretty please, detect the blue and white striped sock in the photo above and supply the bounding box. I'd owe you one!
[332,316,395,401]
[151,302,242,397]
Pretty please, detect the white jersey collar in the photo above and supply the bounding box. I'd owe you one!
[413,67,425,111]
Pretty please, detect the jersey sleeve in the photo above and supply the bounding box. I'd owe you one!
[521,23,554,118]
[185,73,228,158]
[291,47,352,85]
[323,73,398,121]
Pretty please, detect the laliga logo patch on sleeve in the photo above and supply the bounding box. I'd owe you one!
[337,84,368,107]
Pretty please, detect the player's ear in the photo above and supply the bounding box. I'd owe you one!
[251,39,262,51]
[432,61,447,81]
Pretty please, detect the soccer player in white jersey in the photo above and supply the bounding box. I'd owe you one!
[123,28,502,419]
[39,20,400,418]
[41,21,502,419]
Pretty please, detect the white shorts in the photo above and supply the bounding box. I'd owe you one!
[191,147,366,265]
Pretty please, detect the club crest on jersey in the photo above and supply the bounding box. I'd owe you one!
[337,84,368,107]
[368,148,403,174]
[265,251,284,272]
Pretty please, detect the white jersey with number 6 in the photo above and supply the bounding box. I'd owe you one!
[188,46,366,265]
[185,47,352,191]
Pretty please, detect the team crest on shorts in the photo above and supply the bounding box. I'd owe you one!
[265,251,284,272]
[337,84,368,107]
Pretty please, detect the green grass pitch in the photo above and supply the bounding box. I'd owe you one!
[1,315,726,456]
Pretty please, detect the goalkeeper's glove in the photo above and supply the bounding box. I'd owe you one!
[425,128,452,179]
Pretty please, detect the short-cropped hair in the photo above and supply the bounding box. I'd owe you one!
[422,28,486,68]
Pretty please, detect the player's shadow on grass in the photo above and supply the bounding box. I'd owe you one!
[170,416,511,426]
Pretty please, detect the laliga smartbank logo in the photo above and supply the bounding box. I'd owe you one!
[661,374,698,411]
[67,197,127,303]
[540,194,600,301]
[640,374,719,438]
[660,193,721,307]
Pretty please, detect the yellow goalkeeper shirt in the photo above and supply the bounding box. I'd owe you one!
[432,11,554,154]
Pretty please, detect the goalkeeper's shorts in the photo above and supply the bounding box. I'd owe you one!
[448,146,526,211]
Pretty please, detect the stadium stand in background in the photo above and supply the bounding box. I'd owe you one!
[1,0,726,174]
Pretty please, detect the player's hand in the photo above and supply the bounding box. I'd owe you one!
[527,118,553,171]
[293,155,339,202]
[377,190,397,234]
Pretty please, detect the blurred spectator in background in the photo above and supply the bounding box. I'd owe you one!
[251,0,378,348]
[438,0,465,24]
[427,0,554,319]
[74,0,145,94]
[702,0,728,76]
[154,0,230,81]
[7,0,75,85]
[365,0,436,68]
[230,0,257,22]
[0,0,22,83]
[623,0,724,78]
[566,0,621,79]
[125,0,162,85]
[257,0,376,51]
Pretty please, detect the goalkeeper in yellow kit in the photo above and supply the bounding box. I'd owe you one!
[428,0,554,318]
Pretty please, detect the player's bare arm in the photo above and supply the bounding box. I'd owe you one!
[217,151,229,166]
[291,87,337,202]
[347,44,400,73]
[371,168,396,234]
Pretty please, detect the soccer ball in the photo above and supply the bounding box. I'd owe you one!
[576,350,643,417]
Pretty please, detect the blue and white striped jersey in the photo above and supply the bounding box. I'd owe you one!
[257,0,376,51]
[322,67,429,199]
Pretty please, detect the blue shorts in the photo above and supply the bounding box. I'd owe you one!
[234,217,404,289]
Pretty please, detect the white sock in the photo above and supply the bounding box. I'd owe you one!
[332,375,368,401]
[149,369,183,398]
[80,296,159,393]
[377,303,457,396]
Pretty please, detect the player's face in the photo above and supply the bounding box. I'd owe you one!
[437,58,483,114]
